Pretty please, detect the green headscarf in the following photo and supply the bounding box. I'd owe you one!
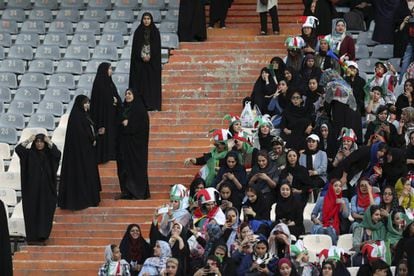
[359,206,386,241]
[386,212,411,246]
[205,147,227,187]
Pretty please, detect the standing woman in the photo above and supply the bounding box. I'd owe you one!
[0,200,12,276]
[15,134,61,245]
[209,0,232,29]
[129,12,162,111]
[117,89,150,200]
[256,0,280,35]
[90,62,122,164]
[58,95,101,210]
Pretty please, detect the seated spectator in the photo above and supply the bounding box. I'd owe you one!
[356,259,392,276]
[275,257,299,276]
[305,77,324,107]
[364,62,397,107]
[364,105,400,147]
[314,36,340,72]
[379,185,401,220]
[280,149,313,205]
[393,221,414,266]
[311,179,350,245]
[242,185,272,237]
[351,178,381,227]
[230,222,255,258]
[139,241,172,276]
[159,184,191,236]
[396,79,414,120]
[223,114,243,136]
[250,67,277,115]
[395,176,414,211]
[193,255,222,276]
[301,16,318,55]
[213,151,247,206]
[184,129,231,187]
[380,148,407,187]
[399,107,414,145]
[396,259,409,276]
[268,223,291,259]
[161,258,181,276]
[193,187,226,229]
[365,86,386,121]
[188,178,206,211]
[269,56,286,84]
[299,134,328,194]
[284,67,304,91]
[218,181,242,213]
[276,180,305,238]
[386,210,409,252]
[222,207,240,254]
[319,259,350,276]
[330,128,357,176]
[300,54,322,84]
[99,244,130,276]
[231,132,257,169]
[317,123,338,164]
[325,18,355,61]
[290,240,318,275]
[284,37,305,73]
[267,80,290,129]
[252,115,276,152]
[213,244,236,275]
[119,224,152,275]
[268,136,287,170]
[248,150,279,203]
[280,90,315,151]
[344,61,366,117]
[405,130,414,171]
[237,239,277,276]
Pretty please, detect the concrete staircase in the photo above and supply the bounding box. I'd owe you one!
[12,0,303,274]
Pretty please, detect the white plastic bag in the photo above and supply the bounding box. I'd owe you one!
[240,101,255,128]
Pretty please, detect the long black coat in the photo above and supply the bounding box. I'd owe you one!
[15,137,61,242]
[117,90,150,199]
[0,200,12,276]
[90,62,122,164]
[58,95,101,210]
[178,0,207,41]
[129,13,162,111]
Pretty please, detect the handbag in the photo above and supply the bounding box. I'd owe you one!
[260,0,268,5]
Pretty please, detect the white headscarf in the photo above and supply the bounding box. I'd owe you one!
[139,240,172,276]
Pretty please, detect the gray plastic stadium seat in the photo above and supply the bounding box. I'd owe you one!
[71,33,96,48]
[0,48,3,60]
[8,45,33,60]
[160,33,179,49]
[44,87,71,103]
[114,0,138,9]
[87,0,112,10]
[20,73,47,89]
[33,0,58,9]
[14,87,41,103]
[130,22,140,34]
[99,33,125,48]
[110,9,135,23]
[371,44,394,60]
[21,20,46,34]
[37,100,64,116]
[35,45,61,61]
[74,87,90,97]
[76,20,101,34]
[77,74,95,89]
[120,46,131,60]
[29,9,53,22]
[92,45,119,61]
[112,74,129,92]
[357,58,380,73]
[114,60,130,74]
[138,10,162,23]
[0,127,18,144]
[355,44,370,60]
[85,60,108,73]
[0,102,2,113]
[43,33,68,47]
[142,0,165,10]
[0,113,25,130]
[2,8,26,22]
[60,0,85,9]
[8,99,34,116]
[49,20,74,35]
[28,113,56,130]
[14,33,40,47]
[0,59,26,75]
[159,21,178,34]
[6,0,31,9]
[103,21,128,35]
[56,9,81,23]
[56,59,83,75]
[49,73,76,89]
[28,59,54,75]
[168,0,180,8]
[0,87,12,103]
[64,45,90,61]
[0,73,17,89]
[356,31,378,46]
[0,20,18,34]
[0,33,12,47]
[165,9,179,22]
[83,9,107,23]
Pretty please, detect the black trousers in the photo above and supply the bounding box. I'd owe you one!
[259,5,280,33]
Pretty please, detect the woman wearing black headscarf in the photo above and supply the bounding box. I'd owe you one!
[249,67,277,115]
[129,12,161,111]
[380,148,407,187]
[0,200,12,276]
[269,56,286,84]
[119,224,152,276]
[58,95,101,210]
[15,133,61,244]
[90,62,122,164]
[117,88,150,200]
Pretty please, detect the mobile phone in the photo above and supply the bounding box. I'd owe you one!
[157,206,170,214]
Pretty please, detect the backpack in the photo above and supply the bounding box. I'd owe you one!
[343,9,365,31]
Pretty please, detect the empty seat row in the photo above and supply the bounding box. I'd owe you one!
[355,44,394,60]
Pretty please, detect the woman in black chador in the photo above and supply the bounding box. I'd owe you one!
[129,12,162,111]
[0,200,12,275]
[58,95,101,210]
[117,89,150,200]
[178,0,207,42]
[15,133,61,245]
[90,62,122,164]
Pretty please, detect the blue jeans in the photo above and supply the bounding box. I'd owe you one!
[400,43,414,84]
[311,225,338,245]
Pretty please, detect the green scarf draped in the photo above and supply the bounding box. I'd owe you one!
[386,212,411,246]
[359,207,386,241]
[205,147,227,187]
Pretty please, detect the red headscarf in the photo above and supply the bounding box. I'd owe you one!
[322,180,342,234]
[357,178,379,210]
